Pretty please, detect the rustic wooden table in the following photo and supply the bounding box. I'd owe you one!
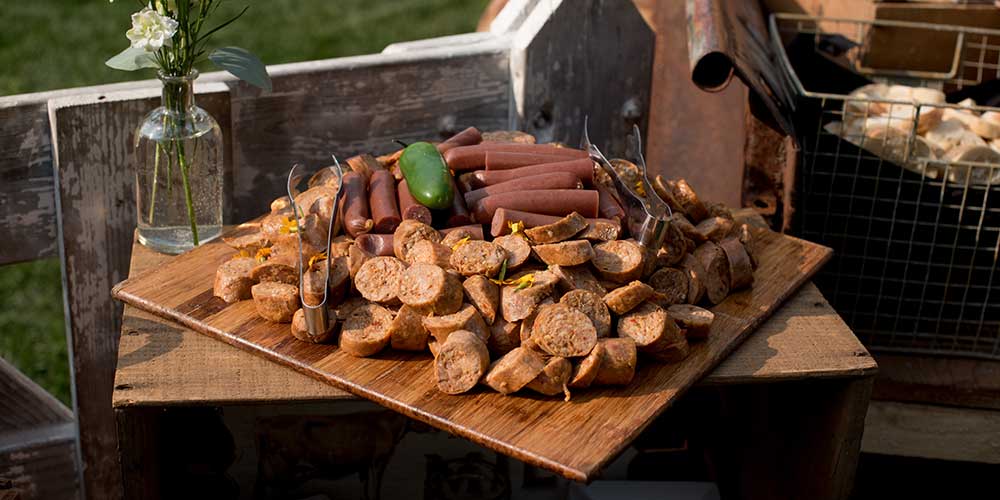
[113,237,877,499]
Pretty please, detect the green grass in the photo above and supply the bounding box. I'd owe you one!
[0,0,489,405]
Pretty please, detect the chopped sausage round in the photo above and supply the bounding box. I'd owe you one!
[531,303,598,357]
[525,212,587,244]
[290,308,337,344]
[392,219,441,262]
[719,237,754,290]
[532,240,594,267]
[693,241,731,305]
[648,267,688,307]
[525,357,572,397]
[487,319,521,356]
[593,338,637,386]
[617,302,688,362]
[492,234,531,270]
[569,341,606,389]
[214,257,257,303]
[668,304,714,340]
[549,264,606,295]
[422,304,489,343]
[405,239,453,268]
[397,263,463,315]
[389,305,430,351]
[340,303,394,357]
[592,240,645,283]
[450,240,507,277]
[355,256,407,304]
[603,280,655,315]
[435,330,490,394]
[484,347,547,394]
[251,282,299,323]
[463,275,500,325]
[559,289,612,338]
[680,254,707,305]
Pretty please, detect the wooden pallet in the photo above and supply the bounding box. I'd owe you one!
[113,225,831,481]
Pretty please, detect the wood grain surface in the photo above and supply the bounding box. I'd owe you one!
[113,224,831,481]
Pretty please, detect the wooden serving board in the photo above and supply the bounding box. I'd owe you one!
[113,226,831,482]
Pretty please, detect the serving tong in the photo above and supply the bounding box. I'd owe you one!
[581,119,672,249]
[285,158,345,337]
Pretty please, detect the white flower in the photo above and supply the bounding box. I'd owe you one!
[125,7,178,52]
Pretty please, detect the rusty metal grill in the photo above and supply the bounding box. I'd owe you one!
[771,14,1000,358]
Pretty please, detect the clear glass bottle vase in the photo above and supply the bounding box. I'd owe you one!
[134,70,223,254]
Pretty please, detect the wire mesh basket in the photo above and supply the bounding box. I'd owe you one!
[770,13,1000,359]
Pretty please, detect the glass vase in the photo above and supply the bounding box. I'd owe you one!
[134,70,223,254]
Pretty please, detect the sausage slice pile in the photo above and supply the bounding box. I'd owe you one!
[212,128,759,399]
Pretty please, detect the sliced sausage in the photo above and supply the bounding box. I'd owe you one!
[532,240,594,267]
[577,218,621,242]
[569,341,606,389]
[491,209,559,237]
[464,172,582,206]
[443,144,587,171]
[481,130,537,144]
[398,264,463,315]
[525,357,572,397]
[559,289,612,338]
[648,267,688,307]
[719,237,754,290]
[397,179,432,225]
[549,264,606,295]
[389,305,431,351]
[355,233,395,257]
[664,178,709,222]
[592,239,645,283]
[290,307,337,344]
[441,224,485,241]
[695,216,734,242]
[500,269,560,322]
[603,280,655,315]
[473,189,599,223]
[405,239,452,268]
[705,201,734,220]
[657,223,688,267]
[436,126,482,154]
[347,243,373,282]
[392,219,441,262]
[333,297,368,322]
[222,231,270,254]
[531,304,598,357]
[693,242,731,305]
[668,304,714,340]
[493,234,531,270]
[487,318,521,356]
[340,303,394,357]
[339,171,373,238]
[446,177,474,227]
[670,213,704,244]
[368,169,401,233]
[251,282,299,323]
[617,302,688,362]
[295,184,339,230]
[307,165,343,189]
[354,256,407,304]
[214,257,257,303]
[301,256,349,307]
[485,151,581,170]
[680,254,707,305]
[435,330,491,394]
[525,212,587,244]
[463,275,500,325]
[468,158,595,190]
[592,338,637,386]
[595,183,626,222]
[483,347,548,395]
[422,304,489,343]
[450,240,507,277]
[329,235,353,258]
[250,259,298,286]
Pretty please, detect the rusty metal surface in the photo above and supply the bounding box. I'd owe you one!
[686,0,797,137]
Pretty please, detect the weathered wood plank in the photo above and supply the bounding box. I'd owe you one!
[873,354,1000,411]
[0,357,74,433]
[49,82,232,500]
[862,401,1000,464]
[509,0,654,157]
[0,422,79,500]
[227,47,511,221]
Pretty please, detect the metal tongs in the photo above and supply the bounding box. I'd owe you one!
[286,158,345,337]
[582,119,671,249]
